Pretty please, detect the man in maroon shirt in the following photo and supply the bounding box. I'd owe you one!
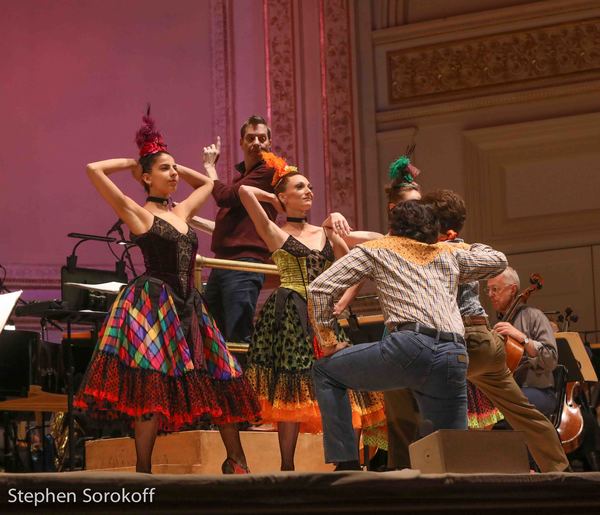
[203,115,278,343]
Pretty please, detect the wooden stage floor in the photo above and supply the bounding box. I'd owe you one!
[2,469,600,514]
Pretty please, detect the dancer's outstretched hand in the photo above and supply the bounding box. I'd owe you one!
[203,136,221,166]
[329,212,352,237]
[332,299,349,317]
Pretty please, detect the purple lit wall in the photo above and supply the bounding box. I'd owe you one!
[1,0,268,297]
[1,0,359,310]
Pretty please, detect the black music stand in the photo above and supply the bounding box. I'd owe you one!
[57,234,128,470]
[61,264,127,311]
[63,232,128,311]
[0,331,36,399]
[43,309,107,471]
[556,332,598,383]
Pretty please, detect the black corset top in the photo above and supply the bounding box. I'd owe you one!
[132,216,198,298]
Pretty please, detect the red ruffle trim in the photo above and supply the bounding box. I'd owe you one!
[74,352,260,432]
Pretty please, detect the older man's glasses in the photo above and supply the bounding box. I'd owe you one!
[485,285,511,297]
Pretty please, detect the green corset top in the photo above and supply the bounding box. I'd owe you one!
[271,235,335,298]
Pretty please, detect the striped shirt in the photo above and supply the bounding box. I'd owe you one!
[447,238,487,317]
[308,235,507,346]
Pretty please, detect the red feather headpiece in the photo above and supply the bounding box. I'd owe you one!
[135,104,168,157]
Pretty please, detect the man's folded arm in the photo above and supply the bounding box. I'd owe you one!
[454,243,508,284]
[308,247,373,348]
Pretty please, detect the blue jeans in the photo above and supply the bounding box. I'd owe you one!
[521,387,557,419]
[312,331,468,463]
[203,259,265,344]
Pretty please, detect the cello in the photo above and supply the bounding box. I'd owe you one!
[501,273,543,372]
[556,308,585,454]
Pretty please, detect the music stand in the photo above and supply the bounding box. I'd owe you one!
[0,328,35,400]
[0,291,29,398]
[0,290,22,335]
[556,332,598,383]
[59,234,128,470]
[61,267,127,312]
[62,232,128,311]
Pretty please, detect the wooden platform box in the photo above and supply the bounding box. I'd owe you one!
[85,429,334,474]
[409,429,530,474]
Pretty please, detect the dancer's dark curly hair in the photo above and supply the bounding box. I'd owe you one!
[389,200,440,244]
[421,189,466,233]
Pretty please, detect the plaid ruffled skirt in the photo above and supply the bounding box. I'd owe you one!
[74,277,260,431]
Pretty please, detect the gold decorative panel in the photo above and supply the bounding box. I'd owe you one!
[387,18,600,105]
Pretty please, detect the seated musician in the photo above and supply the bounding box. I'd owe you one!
[487,267,558,418]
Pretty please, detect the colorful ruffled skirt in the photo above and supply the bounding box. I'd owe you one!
[74,277,261,432]
[467,381,504,429]
[246,288,385,433]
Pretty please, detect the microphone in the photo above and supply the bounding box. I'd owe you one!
[106,219,134,277]
[107,219,123,235]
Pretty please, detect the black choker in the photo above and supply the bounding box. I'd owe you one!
[146,196,170,207]
[287,216,307,223]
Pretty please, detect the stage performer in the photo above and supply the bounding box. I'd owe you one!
[238,152,384,471]
[308,200,507,470]
[328,157,503,467]
[327,156,423,468]
[422,189,568,472]
[325,154,423,249]
[202,115,277,344]
[74,108,260,474]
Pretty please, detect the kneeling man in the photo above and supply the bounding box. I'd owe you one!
[308,200,507,469]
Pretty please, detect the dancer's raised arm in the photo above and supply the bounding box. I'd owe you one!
[171,163,213,221]
[86,158,152,235]
[188,215,215,235]
[238,185,286,252]
[322,217,350,260]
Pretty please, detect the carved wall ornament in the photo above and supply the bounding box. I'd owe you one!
[263,0,359,225]
[264,0,298,164]
[388,18,600,105]
[320,0,358,226]
[210,0,234,182]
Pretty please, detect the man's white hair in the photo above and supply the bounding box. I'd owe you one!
[501,266,520,289]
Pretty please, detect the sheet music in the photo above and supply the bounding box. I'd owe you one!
[63,281,126,294]
[0,290,22,335]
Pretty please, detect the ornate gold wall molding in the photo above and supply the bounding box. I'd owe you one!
[388,18,600,106]
[375,79,600,129]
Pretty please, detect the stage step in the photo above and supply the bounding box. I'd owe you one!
[85,430,335,474]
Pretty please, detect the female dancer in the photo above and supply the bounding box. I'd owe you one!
[74,110,260,474]
[328,155,422,316]
[239,152,384,471]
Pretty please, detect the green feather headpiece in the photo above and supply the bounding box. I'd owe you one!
[389,155,413,183]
